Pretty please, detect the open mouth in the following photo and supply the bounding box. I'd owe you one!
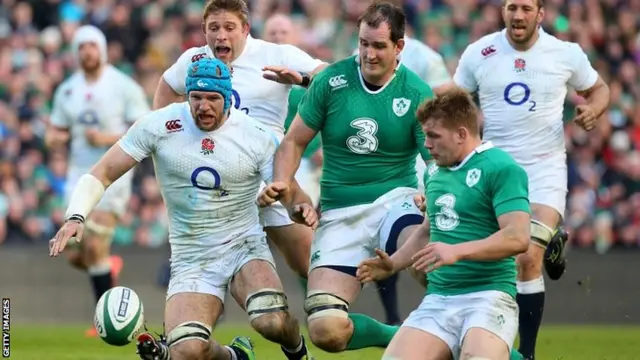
[215,46,231,57]
[511,24,527,36]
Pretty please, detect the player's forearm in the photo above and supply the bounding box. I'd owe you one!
[45,129,69,148]
[455,225,529,261]
[390,224,430,273]
[583,83,611,118]
[273,137,304,184]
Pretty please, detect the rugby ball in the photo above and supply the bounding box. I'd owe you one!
[94,286,145,346]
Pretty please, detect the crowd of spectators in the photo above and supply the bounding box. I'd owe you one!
[0,0,639,253]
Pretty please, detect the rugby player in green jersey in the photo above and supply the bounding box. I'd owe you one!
[357,88,531,360]
[257,1,433,354]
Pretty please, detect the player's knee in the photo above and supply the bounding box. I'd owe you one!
[304,290,351,352]
[167,321,212,360]
[246,288,291,342]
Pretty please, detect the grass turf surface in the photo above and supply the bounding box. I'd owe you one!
[8,325,640,359]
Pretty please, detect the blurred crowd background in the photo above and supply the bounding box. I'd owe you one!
[0,0,638,253]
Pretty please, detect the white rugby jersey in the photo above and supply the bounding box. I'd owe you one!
[453,28,598,165]
[162,36,323,138]
[118,104,278,248]
[50,65,150,175]
[353,36,451,89]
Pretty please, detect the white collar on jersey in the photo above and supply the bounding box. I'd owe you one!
[448,141,494,171]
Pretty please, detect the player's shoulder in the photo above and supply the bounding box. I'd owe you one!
[463,30,503,57]
[232,109,278,142]
[477,143,523,174]
[177,45,211,64]
[104,65,142,87]
[319,56,355,78]
[137,102,190,134]
[398,64,433,98]
[54,72,83,95]
[538,30,586,57]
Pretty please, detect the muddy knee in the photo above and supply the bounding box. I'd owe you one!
[167,321,212,360]
[304,290,351,352]
[246,289,293,343]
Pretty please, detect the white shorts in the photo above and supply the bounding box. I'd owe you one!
[167,234,276,302]
[295,158,321,208]
[521,154,567,217]
[64,169,132,217]
[309,187,423,271]
[402,290,518,359]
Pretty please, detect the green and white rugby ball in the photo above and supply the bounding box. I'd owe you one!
[94,286,145,346]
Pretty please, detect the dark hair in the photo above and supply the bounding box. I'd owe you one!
[203,0,249,25]
[503,0,544,8]
[357,1,406,43]
[416,87,480,136]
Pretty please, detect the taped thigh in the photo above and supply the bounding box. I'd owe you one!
[245,288,289,321]
[530,219,554,249]
[304,290,349,321]
[167,321,212,348]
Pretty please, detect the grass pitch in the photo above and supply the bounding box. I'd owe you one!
[8,324,640,359]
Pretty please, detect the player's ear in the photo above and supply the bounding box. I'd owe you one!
[536,7,545,25]
[457,126,468,142]
[395,38,405,55]
[243,22,250,36]
[201,22,206,35]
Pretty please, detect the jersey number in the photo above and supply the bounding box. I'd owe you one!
[346,118,379,154]
[190,166,229,197]
[78,109,100,126]
[504,82,536,112]
[434,193,459,231]
[231,89,249,114]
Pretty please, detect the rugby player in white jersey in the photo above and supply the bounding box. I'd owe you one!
[44,25,150,337]
[49,58,317,360]
[452,0,610,358]
[153,0,328,287]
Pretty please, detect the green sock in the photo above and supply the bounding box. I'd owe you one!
[298,277,307,297]
[510,348,524,360]
[346,313,399,350]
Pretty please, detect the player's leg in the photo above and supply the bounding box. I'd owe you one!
[516,158,568,360]
[261,203,312,294]
[137,251,256,360]
[377,191,425,325]
[229,237,311,360]
[304,206,397,352]
[385,295,458,360]
[459,291,520,360]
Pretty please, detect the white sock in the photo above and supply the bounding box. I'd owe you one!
[283,335,304,353]
[517,276,545,294]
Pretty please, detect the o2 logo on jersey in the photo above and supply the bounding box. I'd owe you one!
[190,166,229,197]
[231,89,249,114]
[434,193,459,231]
[346,118,379,154]
[78,109,100,126]
[503,82,536,112]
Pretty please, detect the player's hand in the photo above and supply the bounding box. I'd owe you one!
[356,248,395,283]
[413,194,426,212]
[257,181,290,207]
[49,219,85,257]
[85,129,105,147]
[262,66,303,85]
[289,203,318,229]
[412,243,459,273]
[573,104,597,131]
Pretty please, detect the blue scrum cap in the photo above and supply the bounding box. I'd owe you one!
[185,58,233,113]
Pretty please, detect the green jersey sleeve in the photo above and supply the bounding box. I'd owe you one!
[285,86,322,158]
[490,162,531,217]
[297,73,330,132]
